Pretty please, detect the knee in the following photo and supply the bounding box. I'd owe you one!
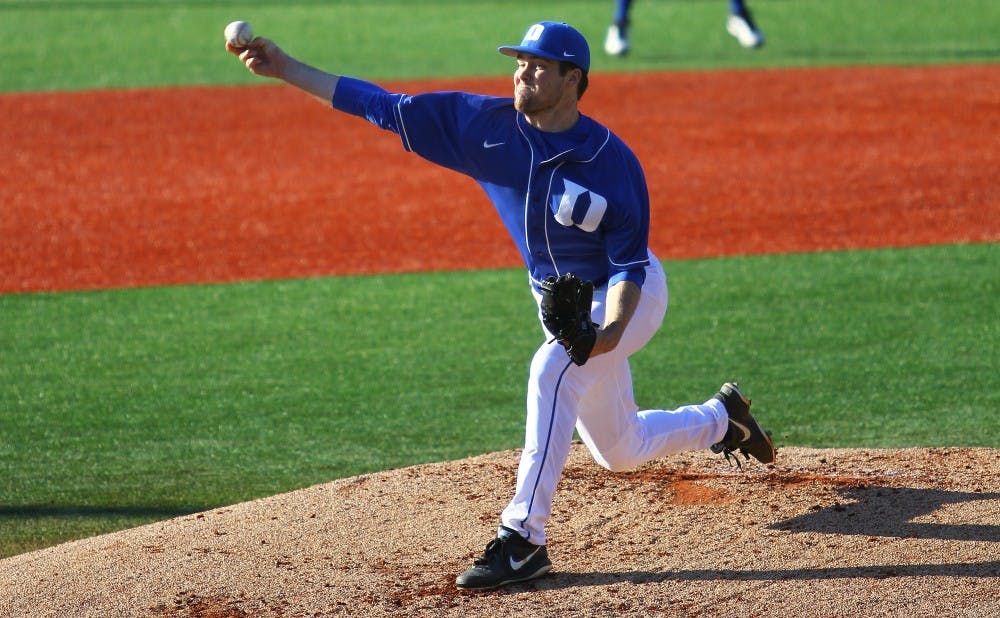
[591,451,638,473]
[529,342,573,381]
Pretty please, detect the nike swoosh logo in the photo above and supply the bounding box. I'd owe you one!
[562,52,575,57]
[509,547,540,571]
[730,419,752,443]
[483,140,505,149]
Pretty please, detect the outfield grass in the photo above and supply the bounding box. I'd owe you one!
[3,245,998,557]
[1,0,997,558]
[1,0,998,92]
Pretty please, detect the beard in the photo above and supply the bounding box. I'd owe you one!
[514,84,558,115]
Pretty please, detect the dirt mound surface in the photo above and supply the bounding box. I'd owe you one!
[2,445,997,617]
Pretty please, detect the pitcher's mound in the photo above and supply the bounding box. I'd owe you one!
[1,445,997,617]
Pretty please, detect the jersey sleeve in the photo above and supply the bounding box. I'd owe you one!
[332,76,490,175]
[604,159,651,289]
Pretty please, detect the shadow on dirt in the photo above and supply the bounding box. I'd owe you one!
[768,486,1000,542]
[533,560,1000,590]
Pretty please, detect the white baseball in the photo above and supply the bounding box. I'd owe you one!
[224,20,253,47]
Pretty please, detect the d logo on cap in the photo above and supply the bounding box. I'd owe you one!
[523,24,545,42]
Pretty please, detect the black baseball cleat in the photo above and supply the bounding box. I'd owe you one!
[710,382,776,467]
[455,528,552,590]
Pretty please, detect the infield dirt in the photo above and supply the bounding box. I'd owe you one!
[2,65,997,293]
[1,65,998,616]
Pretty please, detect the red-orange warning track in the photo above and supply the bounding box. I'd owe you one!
[2,65,998,294]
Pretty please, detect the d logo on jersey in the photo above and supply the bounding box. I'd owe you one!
[553,179,608,233]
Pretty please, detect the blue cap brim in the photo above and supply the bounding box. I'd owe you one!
[499,45,557,61]
[498,45,583,68]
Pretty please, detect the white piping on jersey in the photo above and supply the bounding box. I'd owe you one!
[395,99,413,151]
[540,150,572,166]
[609,255,650,269]
[537,128,611,166]
[518,120,536,268]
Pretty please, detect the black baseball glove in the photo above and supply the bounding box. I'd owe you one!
[539,273,598,366]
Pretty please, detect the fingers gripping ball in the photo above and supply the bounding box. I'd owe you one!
[539,273,598,366]
[224,20,254,47]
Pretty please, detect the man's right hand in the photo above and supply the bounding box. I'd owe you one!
[227,37,288,80]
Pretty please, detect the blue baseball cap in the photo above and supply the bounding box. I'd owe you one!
[498,21,590,72]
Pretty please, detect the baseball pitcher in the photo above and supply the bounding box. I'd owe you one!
[227,20,776,591]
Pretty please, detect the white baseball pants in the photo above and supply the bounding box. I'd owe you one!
[500,255,730,545]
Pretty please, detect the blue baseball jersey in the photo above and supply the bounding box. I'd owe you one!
[332,76,651,289]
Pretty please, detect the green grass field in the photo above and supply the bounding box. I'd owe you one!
[1,0,998,558]
[2,0,998,91]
